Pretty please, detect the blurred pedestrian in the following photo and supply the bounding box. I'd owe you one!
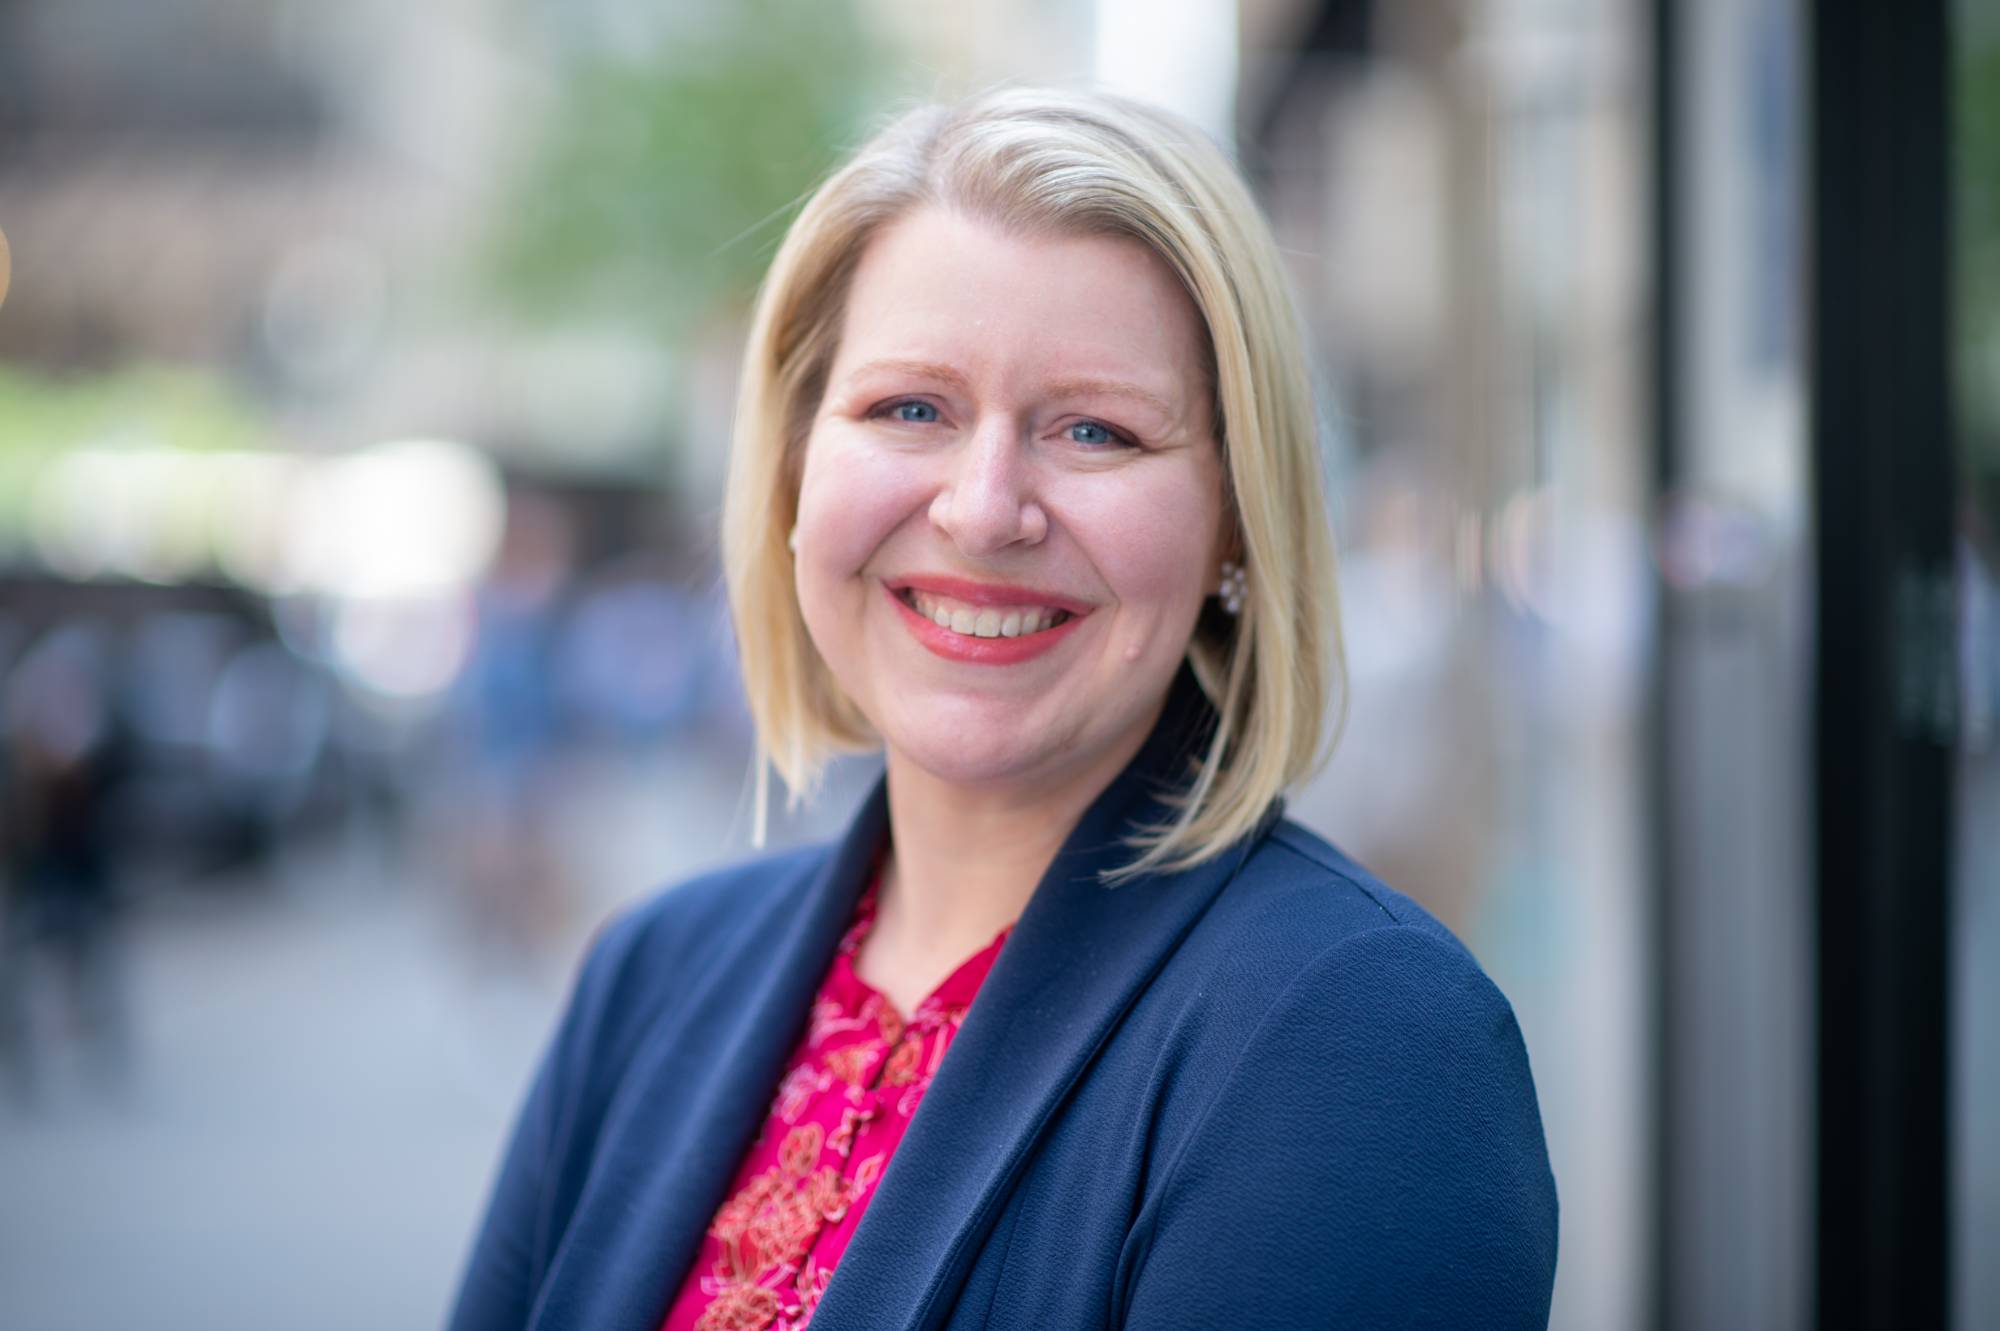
[0,625,133,1103]
[447,492,576,967]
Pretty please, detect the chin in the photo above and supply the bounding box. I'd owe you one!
[878,697,1078,789]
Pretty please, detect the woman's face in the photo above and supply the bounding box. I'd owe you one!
[793,206,1226,797]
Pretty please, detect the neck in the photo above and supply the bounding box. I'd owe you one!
[876,718,1159,961]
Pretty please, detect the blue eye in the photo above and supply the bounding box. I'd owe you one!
[1067,420,1120,447]
[890,401,939,423]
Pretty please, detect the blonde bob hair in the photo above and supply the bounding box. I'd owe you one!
[723,85,1344,878]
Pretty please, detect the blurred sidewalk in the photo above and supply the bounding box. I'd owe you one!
[0,844,557,1331]
[0,742,863,1331]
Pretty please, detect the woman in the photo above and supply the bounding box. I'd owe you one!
[449,87,1558,1331]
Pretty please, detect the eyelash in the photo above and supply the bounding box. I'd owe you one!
[869,398,1136,450]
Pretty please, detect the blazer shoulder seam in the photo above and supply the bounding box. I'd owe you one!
[1259,826,1406,925]
[1136,922,1491,1223]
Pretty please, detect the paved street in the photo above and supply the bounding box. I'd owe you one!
[1,866,545,1330]
[0,743,866,1331]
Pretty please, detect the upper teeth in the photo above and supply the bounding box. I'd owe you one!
[906,589,1069,638]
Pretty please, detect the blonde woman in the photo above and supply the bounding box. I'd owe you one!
[450,87,1557,1331]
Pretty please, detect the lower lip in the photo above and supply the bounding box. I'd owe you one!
[887,585,1087,665]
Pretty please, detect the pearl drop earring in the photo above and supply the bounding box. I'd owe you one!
[1218,560,1247,615]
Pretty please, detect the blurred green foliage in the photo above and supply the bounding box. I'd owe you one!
[0,364,262,461]
[488,0,891,340]
[0,363,266,539]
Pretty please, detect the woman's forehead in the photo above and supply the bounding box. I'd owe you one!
[829,208,1210,401]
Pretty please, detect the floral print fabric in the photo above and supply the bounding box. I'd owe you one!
[658,875,1013,1331]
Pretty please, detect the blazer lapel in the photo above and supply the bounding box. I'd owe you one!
[812,667,1278,1331]
[527,781,891,1331]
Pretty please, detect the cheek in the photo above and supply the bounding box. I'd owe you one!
[797,432,923,573]
[1068,468,1221,619]
[792,427,939,646]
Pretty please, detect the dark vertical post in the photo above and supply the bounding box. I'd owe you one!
[1812,0,1957,1326]
[1646,0,1680,1327]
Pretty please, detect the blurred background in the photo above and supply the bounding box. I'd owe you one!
[0,0,1990,1327]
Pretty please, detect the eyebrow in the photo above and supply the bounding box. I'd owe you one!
[842,359,1181,421]
[844,358,972,392]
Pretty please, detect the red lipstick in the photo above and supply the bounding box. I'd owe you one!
[885,575,1092,614]
[883,579,1090,666]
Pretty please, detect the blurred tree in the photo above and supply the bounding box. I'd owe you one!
[488,0,890,340]
[0,365,264,546]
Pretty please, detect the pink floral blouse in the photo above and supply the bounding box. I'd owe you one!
[657,874,1014,1331]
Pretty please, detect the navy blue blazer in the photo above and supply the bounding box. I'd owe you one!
[448,671,1558,1329]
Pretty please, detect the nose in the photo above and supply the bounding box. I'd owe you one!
[928,416,1049,554]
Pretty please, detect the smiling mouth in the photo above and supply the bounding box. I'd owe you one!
[895,587,1077,639]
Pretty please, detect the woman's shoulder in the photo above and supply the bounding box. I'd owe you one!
[556,842,836,1053]
[600,841,832,956]
[1137,814,1546,1126]
[1158,816,1546,1134]
[1199,814,1499,996]
[1121,818,1559,1325]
